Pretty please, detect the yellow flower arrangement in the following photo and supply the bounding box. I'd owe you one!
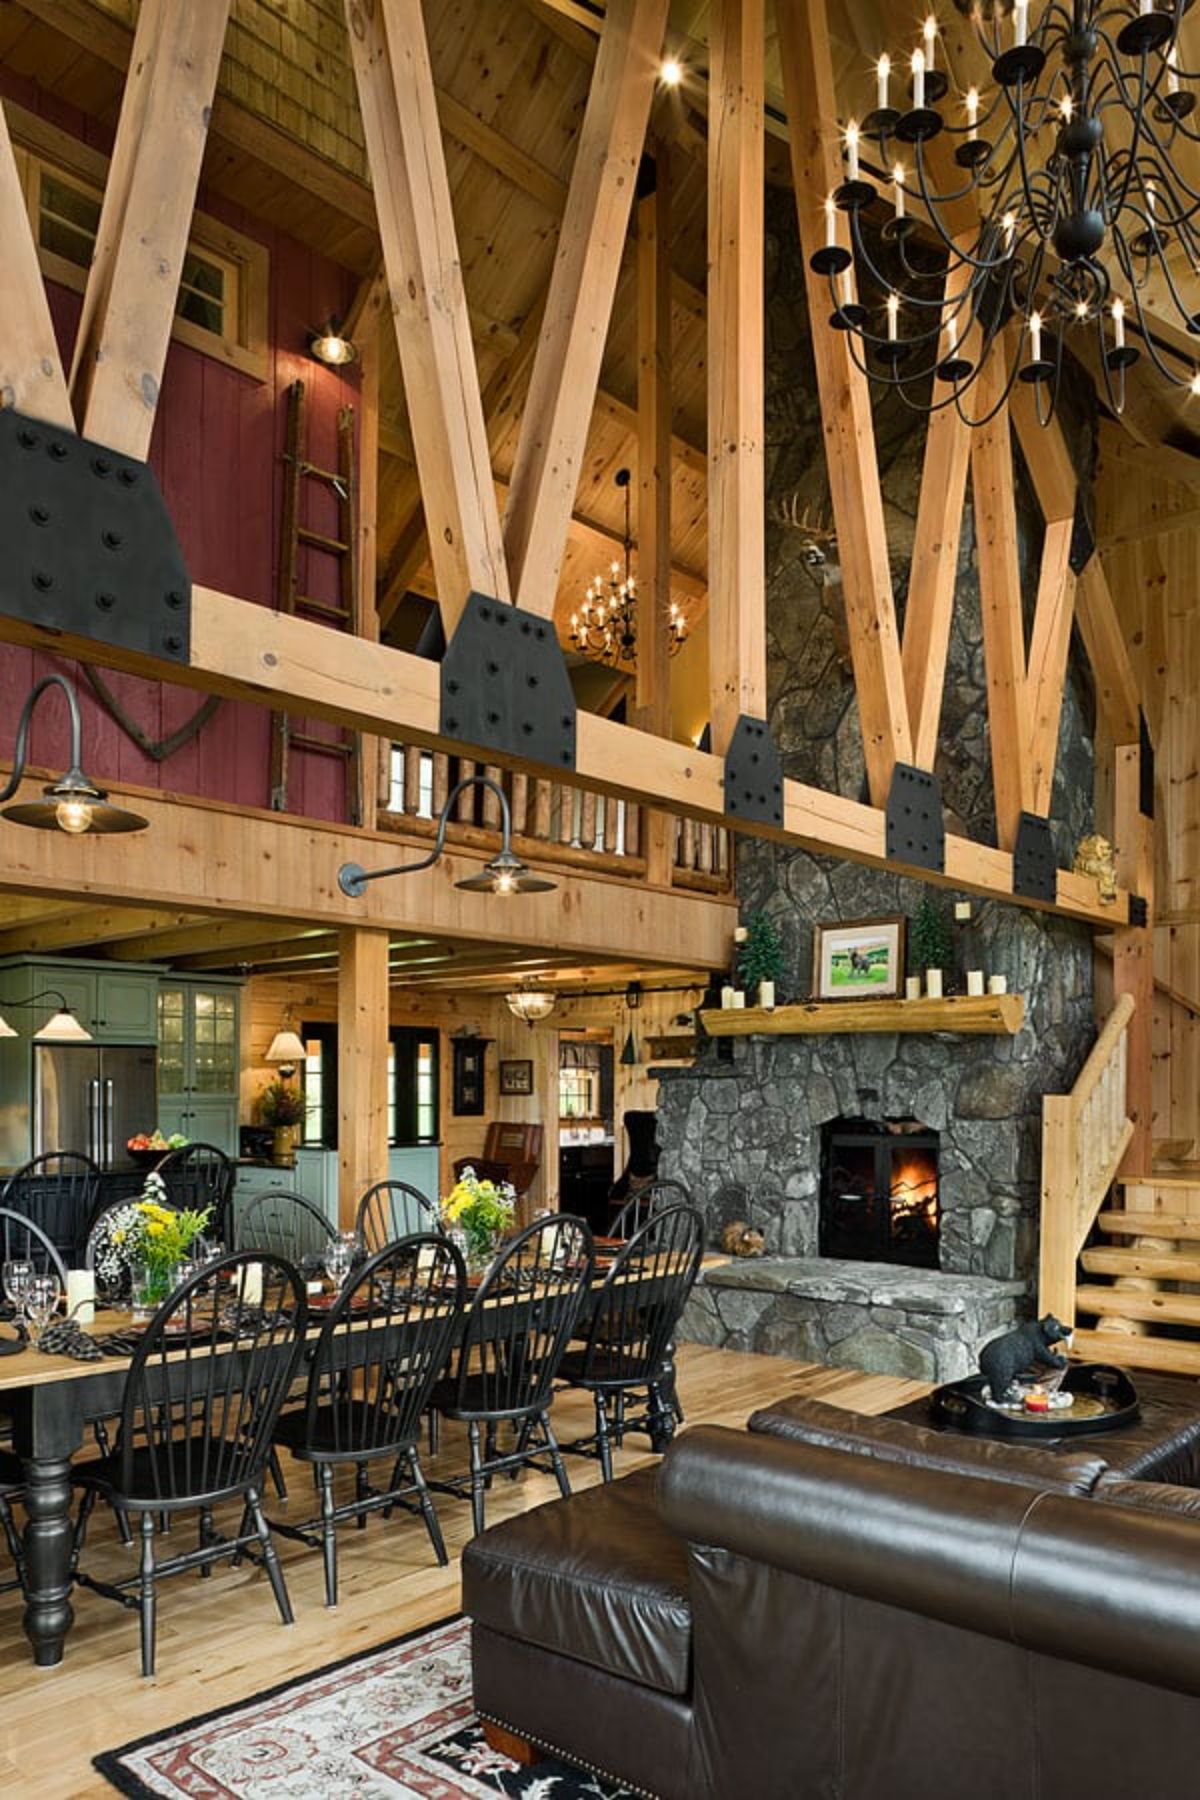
[440,1166,515,1262]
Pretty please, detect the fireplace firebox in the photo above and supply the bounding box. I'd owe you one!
[819,1119,940,1270]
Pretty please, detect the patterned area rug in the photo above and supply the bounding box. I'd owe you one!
[95,1615,637,1798]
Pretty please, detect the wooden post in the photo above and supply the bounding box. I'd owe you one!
[1113,744,1154,1176]
[707,0,768,754]
[356,281,384,834]
[777,0,911,797]
[634,147,673,739]
[337,926,390,1229]
[0,103,74,428]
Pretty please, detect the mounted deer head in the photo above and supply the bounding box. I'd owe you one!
[769,493,838,565]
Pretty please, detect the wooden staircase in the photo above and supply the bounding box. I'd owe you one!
[1041,1016,1200,1374]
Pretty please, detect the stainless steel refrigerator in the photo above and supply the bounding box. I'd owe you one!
[34,1044,158,1170]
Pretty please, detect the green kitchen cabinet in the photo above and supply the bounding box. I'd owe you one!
[156,979,241,1155]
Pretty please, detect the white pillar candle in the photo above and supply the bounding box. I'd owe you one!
[241,1262,263,1306]
[954,901,972,922]
[905,976,922,1000]
[893,165,906,220]
[845,121,860,182]
[988,974,1008,996]
[759,980,776,1012]
[911,49,925,111]
[720,985,735,1009]
[925,968,944,999]
[67,1269,95,1327]
[731,991,746,1009]
[966,969,985,997]
[876,53,890,111]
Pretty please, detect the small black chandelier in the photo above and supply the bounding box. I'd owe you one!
[813,0,1200,425]
[568,468,688,669]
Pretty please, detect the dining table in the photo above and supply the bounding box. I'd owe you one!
[1,1242,721,1668]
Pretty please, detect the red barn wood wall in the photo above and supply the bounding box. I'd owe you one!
[0,67,361,823]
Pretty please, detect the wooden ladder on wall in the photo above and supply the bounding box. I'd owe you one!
[270,379,362,823]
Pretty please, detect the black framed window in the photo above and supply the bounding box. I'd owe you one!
[301,1023,440,1148]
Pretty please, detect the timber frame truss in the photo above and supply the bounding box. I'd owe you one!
[0,1,1154,1027]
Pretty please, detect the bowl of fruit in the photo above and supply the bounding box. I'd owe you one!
[126,1131,189,1169]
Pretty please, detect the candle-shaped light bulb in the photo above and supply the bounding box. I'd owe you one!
[966,86,979,139]
[825,193,837,246]
[911,48,925,110]
[846,120,860,181]
[1002,211,1017,254]
[840,266,854,307]
[610,559,620,577]
[877,53,891,111]
[923,15,937,75]
[945,310,958,354]
[1168,46,1180,95]
[1029,310,1042,363]
[893,164,906,220]
[1112,296,1125,350]
[1014,0,1028,46]
[1191,369,1200,396]
[1059,94,1073,122]
[887,291,900,340]
[1146,178,1157,218]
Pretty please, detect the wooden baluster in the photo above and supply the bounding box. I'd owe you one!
[533,777,552,841]
[457,758,477,822]
[403,744,421,817]
[482,765,503,828]
[698,822,714,875]
[557,786,576,847]
[510,771,529,837]
[603,796,619,854]
[431,751,449,819]
[579,789,598,852]
[625,802,641,858]
[680,815,697,870]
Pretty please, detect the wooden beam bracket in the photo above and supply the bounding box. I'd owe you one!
[0,407,190,661]
[441,594,576,769]
[723,716,784,826]
[1069,489,1096,574]
[885,764,946,874]
[1012,812,1057,904]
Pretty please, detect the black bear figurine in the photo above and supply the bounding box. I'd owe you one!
[978,1314,1072,1404]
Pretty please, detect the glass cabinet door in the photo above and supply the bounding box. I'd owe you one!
[157,987,187,1097]
[191,987,238,1095]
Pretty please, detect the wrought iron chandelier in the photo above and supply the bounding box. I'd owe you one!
[568,468,688,669]
[813,0,1200,425]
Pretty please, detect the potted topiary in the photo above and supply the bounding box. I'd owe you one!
[910,896,954,998]
[258,1079,306,1167]
[738,911,785,1009]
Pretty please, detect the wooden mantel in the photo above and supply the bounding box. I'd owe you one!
[701,994,1026,1037]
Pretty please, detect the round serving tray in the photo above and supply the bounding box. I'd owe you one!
[929,1363,1139,1439]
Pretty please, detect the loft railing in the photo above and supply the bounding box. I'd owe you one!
[1039,993,1135,1326]
[381,743,731,891]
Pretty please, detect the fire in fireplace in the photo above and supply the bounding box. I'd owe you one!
[819,1118,940,1270]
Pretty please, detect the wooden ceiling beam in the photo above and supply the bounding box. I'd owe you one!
[707,0,768,754]
[634,145,673,740]
[1027,517,1078,817]
[347,0,510,630]
[0,905,203,957]
[503,0,670,618]
[0,585,1134,927]
[778,0,912,800]
[103,918,327,963]
[69,0,230,458]
[0,100,73,429]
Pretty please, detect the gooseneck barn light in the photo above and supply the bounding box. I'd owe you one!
[0,674,148,834]
[338,774,557,899]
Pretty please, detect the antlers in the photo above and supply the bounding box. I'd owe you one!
[769,493,837,564]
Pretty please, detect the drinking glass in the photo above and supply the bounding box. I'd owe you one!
[324,1232,356,1291]
[25,1275,61,1346]
[2,1258,34,1317]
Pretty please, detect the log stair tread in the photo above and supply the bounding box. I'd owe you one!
[1070,1328,1200,1378]
[1075,1285,1200,1328]
[1096,1211,1200,1241]
[1080,1247,1200,1283]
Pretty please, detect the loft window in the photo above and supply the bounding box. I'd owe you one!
[12,120,269,382]
[558,1068,597,1119]
[301,1023,440,1150]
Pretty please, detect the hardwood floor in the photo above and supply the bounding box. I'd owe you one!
[0,1346,928,1799]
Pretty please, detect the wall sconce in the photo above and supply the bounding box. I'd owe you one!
[0,989,93,1042]
[338,774,556,899]
[0,674,148,834]
[308,318,357,367]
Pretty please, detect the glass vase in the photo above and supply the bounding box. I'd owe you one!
[131,1256,179,1323]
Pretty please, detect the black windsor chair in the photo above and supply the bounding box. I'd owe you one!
[70,1251,306,1676]
[238,1190,335,1270]
[609,1177,692,1243]
[429,1213,594,1536]
[269,1233,465,1605]
[0,1205,70,1288]
[559,1202,704,1479]
[2,1152,100,1267]
[156,1142,235,1246]
[355,1179,442,1252]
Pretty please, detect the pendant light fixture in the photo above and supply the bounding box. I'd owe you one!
[619,981,643,1066]
[0,674,148,834]
[506,987,557,1026]
[0,989,94,1042]
[338,774,556,898]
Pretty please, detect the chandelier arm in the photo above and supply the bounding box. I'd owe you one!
[0,674,87,807]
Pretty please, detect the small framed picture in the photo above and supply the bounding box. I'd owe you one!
[812,917,906,1001]
[499,1059,534,1096]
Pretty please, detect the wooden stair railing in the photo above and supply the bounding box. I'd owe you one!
[1039,993,1135,1327]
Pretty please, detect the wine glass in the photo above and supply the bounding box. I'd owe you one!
[323,1232,356,1291]
[25,1274,61,1346]
[3,1258,34,1320]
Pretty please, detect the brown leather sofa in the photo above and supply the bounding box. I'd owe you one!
[463,1396,1200,1799]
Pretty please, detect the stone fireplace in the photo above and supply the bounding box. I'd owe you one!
[651,188,1099,1385]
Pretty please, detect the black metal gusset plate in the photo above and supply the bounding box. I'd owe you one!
[0,407,190,662]
[1069,488,1095,575]
[1128,894,1149,929]
[1139,708,1155,820]
[723,716,783,826]
[441,593,576,770]
[885,763,945,872]
[1012,811,1058,903]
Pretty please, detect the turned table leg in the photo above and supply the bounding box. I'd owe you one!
[22,1454,76,1667]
